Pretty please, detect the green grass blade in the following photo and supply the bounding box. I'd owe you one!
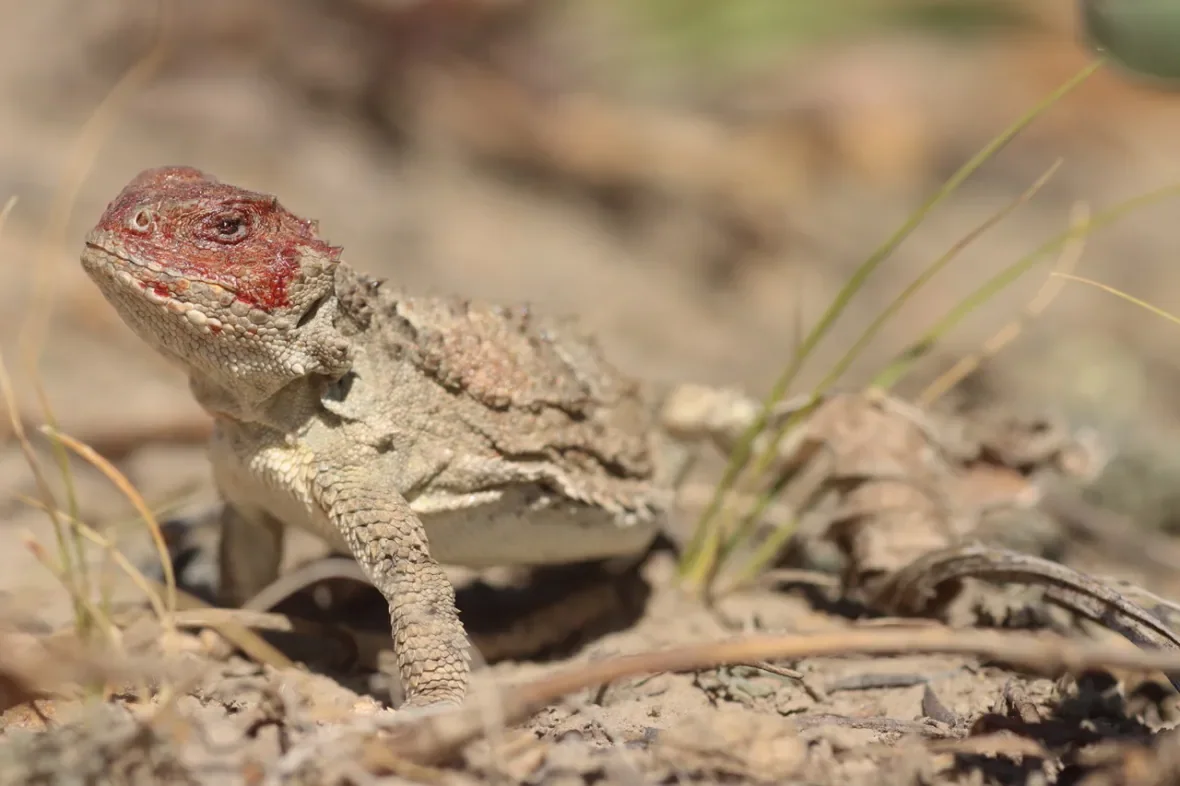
[873,181,1180,390]
[678,58,1104,591]
[711,160,1062,571]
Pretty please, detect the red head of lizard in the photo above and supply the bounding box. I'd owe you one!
[81,166,352,409]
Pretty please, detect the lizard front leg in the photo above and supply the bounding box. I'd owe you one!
[309,456,472,708]
[217,503,285,607]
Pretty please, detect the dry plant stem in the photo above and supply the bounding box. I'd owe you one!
[381,625,1180,765]
[17,0,171,361]
[1095,580,1180,632]
[918,200,1088,406]
[0,353,89,632]
[680,60,1102,591]
[15,494,169,626]
[0,197,19,445]
[166,608,317,637]
[241,556,367,612]
[735,661,805,681]
[1052,271,1180,327]
[23,537,121,652]
[40,426,177,619]
[0,196,14,242]
[877,544,1180,689]
[127,600,386,671]
[130,580,296,671]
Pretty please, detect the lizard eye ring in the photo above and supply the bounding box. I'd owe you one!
[206,211,251,244]
[129,208,154,233]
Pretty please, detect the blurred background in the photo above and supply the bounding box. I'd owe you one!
[4,0,1180,614]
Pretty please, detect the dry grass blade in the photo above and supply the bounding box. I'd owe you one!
[0,197,18,448]
[873,180,1180,390]
[14,494,169,627]
[1052,271,1180,327]
[22,535,121,652]
[0,352,94,634]
[381,625,1180,765]
[17,0,172,363]
[120,580,297,671]
[918,200,1089,406]
[0,196,15,239]
[39,426,177,619]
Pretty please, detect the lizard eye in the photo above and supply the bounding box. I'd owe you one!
[208,211,251,244]
[128,208,154,233]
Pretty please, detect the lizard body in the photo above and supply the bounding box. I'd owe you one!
[81,166,762,707]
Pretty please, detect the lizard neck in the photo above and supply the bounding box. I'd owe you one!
[188,371,327,432]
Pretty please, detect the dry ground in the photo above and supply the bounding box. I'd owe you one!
[6,2,1180,784]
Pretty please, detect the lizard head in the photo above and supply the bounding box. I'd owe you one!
[81,166,352,407]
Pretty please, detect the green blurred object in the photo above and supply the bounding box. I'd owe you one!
[1081,0,1180,85]
[618,0,1028,80]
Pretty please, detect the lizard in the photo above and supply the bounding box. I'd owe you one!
[79,166,788,709]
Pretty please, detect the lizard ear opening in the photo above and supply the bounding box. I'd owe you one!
[296,292,330,329]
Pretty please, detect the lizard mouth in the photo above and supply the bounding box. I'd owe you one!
[82,242,239,329]
[84,241,238,300]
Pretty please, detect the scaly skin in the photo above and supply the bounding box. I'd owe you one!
[78,166,770,708]
[81,166,801,707]
[80,167,483,706]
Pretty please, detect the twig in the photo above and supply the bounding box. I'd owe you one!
[242,556,367,612]
[120,580,297,671]
[377,624,1180,765]
[874,543,1180,690]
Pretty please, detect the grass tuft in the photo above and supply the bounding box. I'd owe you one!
[678,58,1106,594]
[0,0,178,710]
[713,157,1068,590]
[872,181,1180,390]
[40,426,178,622]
